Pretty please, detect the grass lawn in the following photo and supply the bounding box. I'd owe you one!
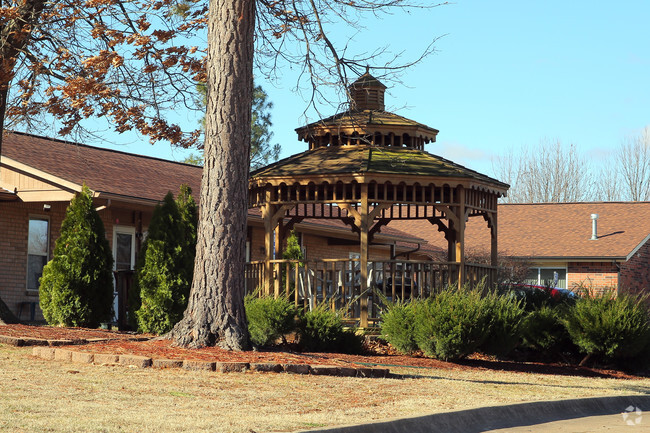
[1,343,649,433]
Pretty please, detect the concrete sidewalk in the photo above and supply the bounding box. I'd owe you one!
[301,395,650,433]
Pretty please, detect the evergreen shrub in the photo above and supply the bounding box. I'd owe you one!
[563,292,650,363]
[244,294,298,346]
[133,185,197,334]
[520,305,574,355]
[380,300,420,354]
[479,291,526,357]
[297,304,362,353]
[39,185,114,327]
[414,286,491,361]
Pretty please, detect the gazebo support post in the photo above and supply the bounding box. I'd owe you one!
[359,185,370,328]
[490,212,498,287]
[456,188,466,289]
[274,222,283,297]
[262,203,294,296]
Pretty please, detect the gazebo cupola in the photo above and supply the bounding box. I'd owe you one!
[349,71,386,111]
[295,72,439,151]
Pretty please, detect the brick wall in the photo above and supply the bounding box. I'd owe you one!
[0,201,67,320]
[567,262,619,294]
[0,201,146,320]
[619,239,650,295]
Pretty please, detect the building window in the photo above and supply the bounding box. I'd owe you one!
[525,267,567,289]
[27,218,49,291]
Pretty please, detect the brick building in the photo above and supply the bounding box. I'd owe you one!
[391,202,650,294]
[0,132,428,321]
[2,132,648,323]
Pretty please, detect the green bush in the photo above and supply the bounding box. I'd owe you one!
[414,286,491,361]
[380,300,420,354]
[297,305,362,353]
[479,291,526,357]
[39,185,114,327]
[245,294,298,346]
[520,305,574,355]
[133,186,197,334]
[563,292,650,363]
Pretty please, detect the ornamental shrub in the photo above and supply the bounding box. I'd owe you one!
[39,185,114,327]
[380,300,420,354]
[563,292,650,363]
[520,305,574,355]
[479,290,526,357]
[133,185,197,334]
[245,294,298,346]
[414,286,491,361]
[297,304,362,353]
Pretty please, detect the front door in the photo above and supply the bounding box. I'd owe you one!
[113,226,136,322]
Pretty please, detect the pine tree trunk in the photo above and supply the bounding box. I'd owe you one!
[169,0,254,350]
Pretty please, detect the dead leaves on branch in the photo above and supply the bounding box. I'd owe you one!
[3,0,439,147]
[2,0,207,147]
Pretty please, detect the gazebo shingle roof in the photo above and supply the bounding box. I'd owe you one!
[251,145,508,191]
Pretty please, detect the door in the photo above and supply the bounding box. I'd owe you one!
[112,226,136,322]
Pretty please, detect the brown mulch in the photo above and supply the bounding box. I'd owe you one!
[0,324,151,341]
[1,324,642,379]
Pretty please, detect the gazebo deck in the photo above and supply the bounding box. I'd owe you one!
[245,258,495,325]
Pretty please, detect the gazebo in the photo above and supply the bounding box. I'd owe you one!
[248,73,508,326]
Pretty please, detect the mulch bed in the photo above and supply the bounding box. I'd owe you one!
[1,324,642,379]
[0,324,149,341]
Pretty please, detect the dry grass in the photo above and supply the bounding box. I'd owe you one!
[1,344,649,433]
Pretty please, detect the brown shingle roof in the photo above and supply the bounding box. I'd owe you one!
[251,146,509,193]
[2,131,202,202]
[390,202,650,261]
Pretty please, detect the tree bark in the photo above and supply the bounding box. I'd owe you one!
[169,0,254,350]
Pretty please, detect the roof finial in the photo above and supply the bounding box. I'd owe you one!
[365,65,369,74]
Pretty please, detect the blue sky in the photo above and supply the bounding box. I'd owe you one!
[66,1,650,178]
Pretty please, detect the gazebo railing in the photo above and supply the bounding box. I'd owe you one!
[245,259,496,325]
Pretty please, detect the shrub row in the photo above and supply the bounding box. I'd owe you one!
[381,287,526,361]
[244,294,363,354]
[380,285,650,369]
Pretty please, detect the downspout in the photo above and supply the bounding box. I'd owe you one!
[613,260,621,296]
[392,243,421,260]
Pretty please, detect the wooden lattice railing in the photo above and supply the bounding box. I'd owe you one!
[245,259,496,325]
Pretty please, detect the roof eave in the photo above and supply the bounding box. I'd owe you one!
[506,255,629,262]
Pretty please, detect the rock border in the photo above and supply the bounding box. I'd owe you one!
[30,346,390,379]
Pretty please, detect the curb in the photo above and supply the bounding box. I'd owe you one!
[30,346,390,378]
[298,395,650,433]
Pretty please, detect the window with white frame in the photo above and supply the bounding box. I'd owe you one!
[27,217,49,291]
[525,267,567,289]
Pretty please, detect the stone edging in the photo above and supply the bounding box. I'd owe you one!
[0,334,150,347]
[31,346,391,378]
